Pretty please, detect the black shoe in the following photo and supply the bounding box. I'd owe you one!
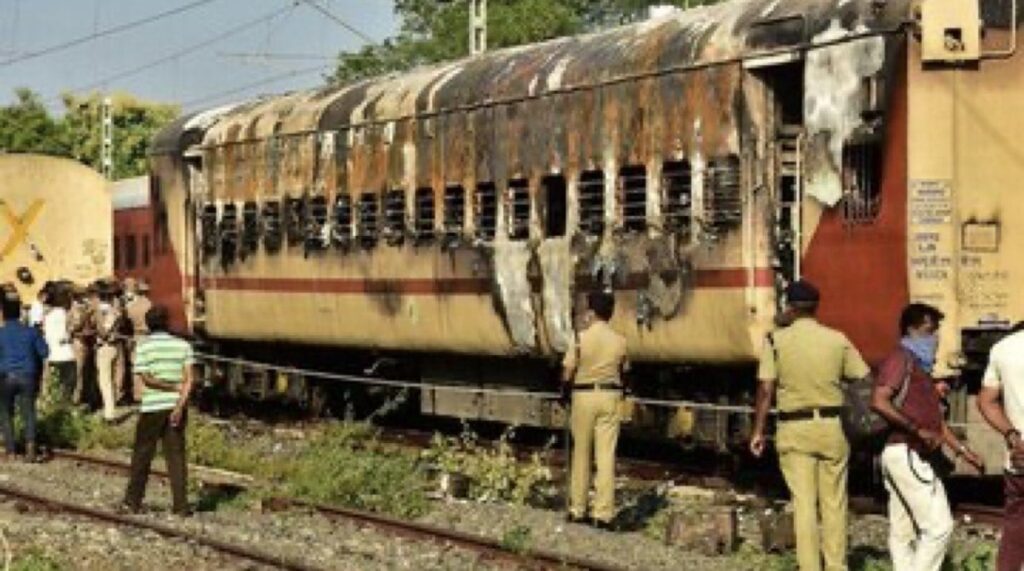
[172,508,193,518]
[590,519,617,532]
[565,513,588,524]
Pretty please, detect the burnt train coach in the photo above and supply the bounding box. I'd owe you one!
[151,0,1024,470]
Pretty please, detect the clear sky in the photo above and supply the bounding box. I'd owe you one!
[0,0,398,112]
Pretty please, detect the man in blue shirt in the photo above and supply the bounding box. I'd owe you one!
[0,296,49,461]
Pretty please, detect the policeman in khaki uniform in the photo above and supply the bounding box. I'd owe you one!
[562,291,629,530]
[750,280,870,571]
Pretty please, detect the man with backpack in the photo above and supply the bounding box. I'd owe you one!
[750,280,870,571]
[871,303,982,571]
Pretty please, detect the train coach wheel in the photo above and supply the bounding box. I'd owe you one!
[306,383,329,418]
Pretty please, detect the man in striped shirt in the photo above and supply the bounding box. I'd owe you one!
[120,305,194,516]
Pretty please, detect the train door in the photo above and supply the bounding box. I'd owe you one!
[747,59,806,301]
[183,150,206,332]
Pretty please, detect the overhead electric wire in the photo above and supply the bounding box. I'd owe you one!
[296,0,375,44]
[60,4,296,97]
[218,51,338,62]
[181,63,331,110]
[0,0,223,67]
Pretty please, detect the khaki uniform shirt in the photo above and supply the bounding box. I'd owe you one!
[96,302,123,346]
[68,301,96,341]
[758,317,869,412]
[563,320,629,385]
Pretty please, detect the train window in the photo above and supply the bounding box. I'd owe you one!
[662,161,693,236]
[332,194,353,249]
[142,236,151,268]
[241,201,260,258]
[619,166,647,233]
[474,183,497,241]
[579,170,605,236]
[356,193,379,249]
[542,176,567,238]
[125,234,138,270]
[705,155,743,231]
[305,196,329,253]
[443,185,466,245]
[842,142,883,223]
[220,203,239,264]
[383,190,406,246]
[414,187,435,243]
[262,201,283,253]
[113,237,121,270]
[284,197,305,247]
[507,179,530,241]
[200,204,219,258]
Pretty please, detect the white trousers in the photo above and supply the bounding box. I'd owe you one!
[96,345,118,421]
[880,444,954,571]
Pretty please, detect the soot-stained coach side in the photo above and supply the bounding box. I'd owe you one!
[151,0,1024,462]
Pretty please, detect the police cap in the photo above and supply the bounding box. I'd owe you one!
[785,279,820,305]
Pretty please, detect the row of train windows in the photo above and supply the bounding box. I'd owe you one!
[200,160,735,257]
[113,234,152,271]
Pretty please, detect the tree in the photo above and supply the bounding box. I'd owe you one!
[331,0,716,84]
[0,89,178,179]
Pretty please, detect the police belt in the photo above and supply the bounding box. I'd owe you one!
[572,382,623,391]
[777,406,842,422]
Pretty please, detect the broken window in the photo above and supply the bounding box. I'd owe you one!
[443,185,466,246]
[507,179,530,241]
[241,201,260,259]
[543,175,567,238]
[662,160,693,236]
[219,203,239,264]
[383,189,407,246]
[579,170,605,236]
[475,182,497,241]
[705,156,743,230]
[332,194,353,249]
[841,141,883,223]
[357,193,379,249]
[262,201,283,253]
[305,196,329,254]
[619,165,647,233]
[284,197,305,247]
[200,204,218,258]
[125,234,138,270]
[414,187,435,243]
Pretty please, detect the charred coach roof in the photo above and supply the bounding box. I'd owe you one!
[151,0,915,154]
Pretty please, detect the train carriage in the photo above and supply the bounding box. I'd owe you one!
[151,0,1024,472]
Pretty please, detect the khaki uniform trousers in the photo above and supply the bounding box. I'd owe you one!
[776,415,850,571]
[569,389,621,522]
[96,344,118,420]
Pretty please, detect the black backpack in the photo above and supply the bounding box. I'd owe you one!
[841,352,912,445]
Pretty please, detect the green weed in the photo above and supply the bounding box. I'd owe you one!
[500,525,533,554]
[11,549,64,571]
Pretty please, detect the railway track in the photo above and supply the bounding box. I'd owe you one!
[0,479,318,571]
[48,449,626,571]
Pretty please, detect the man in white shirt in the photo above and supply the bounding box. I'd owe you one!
[42,289,76,405]
[978,324,1024,571]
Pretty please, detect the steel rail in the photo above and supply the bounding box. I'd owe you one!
[0,481,322,571]
[50,450,627,571]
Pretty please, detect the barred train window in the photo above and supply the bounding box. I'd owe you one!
[357,193,379,249]
[113,237,122,270]
[619,165,647,233]
[662,160,692,235]
[443,185,466,242]
[579,170,605,237]
[219,203,239,262]
[142,236,151,268]
[414,188,435,243]
[241,201,260,255]
[706,156,742,229]
[383,190,406,246]
[543,176,567,238]
[284,197,305,247]
[507,179,530,241]
[475,183,497,241]
[125,234,138,270]
[842,142,883,223]
[306,196,329,251]
[332,194,353,248]
[200,204,218,257]
[261,201,283,253]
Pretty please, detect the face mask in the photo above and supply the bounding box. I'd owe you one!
[901,334,939,373]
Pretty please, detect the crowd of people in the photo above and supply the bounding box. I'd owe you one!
[1,277,194,516]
